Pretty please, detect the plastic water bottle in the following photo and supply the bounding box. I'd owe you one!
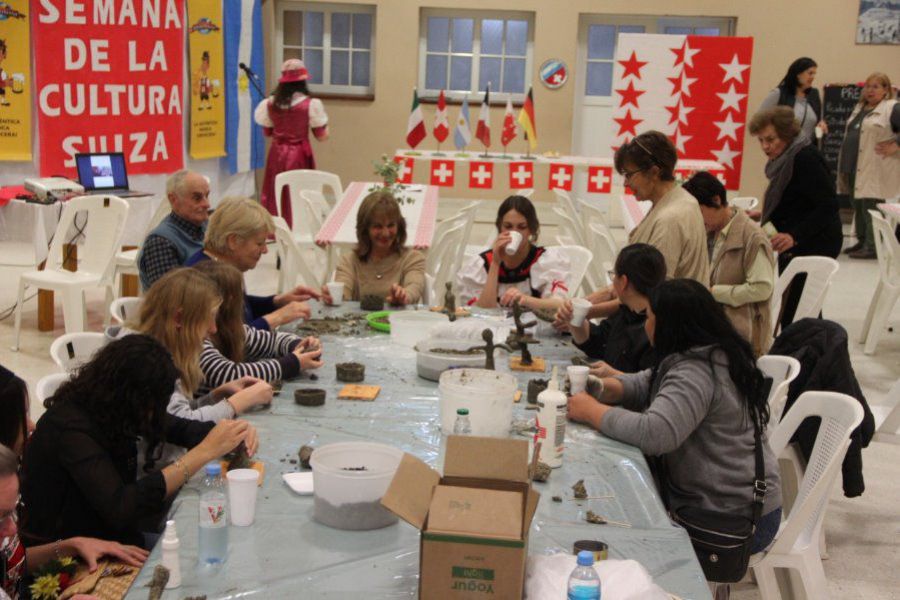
[567,550,601,600]
[198,462,228,565]
[453,408,472,435]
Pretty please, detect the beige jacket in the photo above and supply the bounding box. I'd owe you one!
[710,210,775,357]
[335,248,426,303]
[629,184,710,284]
[839,98,900,200]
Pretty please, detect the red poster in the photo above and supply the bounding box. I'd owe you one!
[508,161,533,189]
[429,159,455,187]
[393,156,414,183]
[586,166,612,193]
[32,0,186,176]
[547,163,574,191]
[468,161,493,189]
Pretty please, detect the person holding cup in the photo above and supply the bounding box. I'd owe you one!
[458,195,570,309]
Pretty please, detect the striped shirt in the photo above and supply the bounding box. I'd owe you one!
[199,325,302,395]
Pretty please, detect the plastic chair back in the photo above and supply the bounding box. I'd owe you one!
[46,195,130,280]
[771,256,839,331]
[872,378,900,445]
[428,208,470,274]
[731,196,759,211]
[109,297,142,325]
[35,373,70,405]
[757,354,802,425]
[429,221,466,299]
[49,331,108,372]
[549,245,593,297]
[869,210,899,284]
[277,169,344,210]
[273,216,322,290]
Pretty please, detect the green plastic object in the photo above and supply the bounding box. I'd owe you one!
[366,310,393,333]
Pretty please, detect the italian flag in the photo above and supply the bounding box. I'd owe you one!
[406,88,427,149]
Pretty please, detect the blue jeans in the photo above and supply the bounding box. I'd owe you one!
[750,507,782,554]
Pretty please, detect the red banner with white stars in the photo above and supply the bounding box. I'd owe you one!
[611,34,753,190]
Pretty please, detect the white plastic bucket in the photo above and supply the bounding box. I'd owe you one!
[438,368,517,437]
[310,442,403,530]
[389,311,448,347]
[416,338,489,381]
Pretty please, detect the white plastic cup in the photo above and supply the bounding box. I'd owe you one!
[505,231,523,255]
[567,366,590,395]
[226,469,260,527]
[327,281,345,306]
[570,298,592,327]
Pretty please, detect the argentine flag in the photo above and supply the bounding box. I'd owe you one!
[454,97,472,150]
[224,0,266,174]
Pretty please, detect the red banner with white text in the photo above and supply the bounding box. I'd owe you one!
[32,0,185,176]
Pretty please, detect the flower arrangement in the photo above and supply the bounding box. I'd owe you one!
[371,155,415,205]
[29,557,79,600]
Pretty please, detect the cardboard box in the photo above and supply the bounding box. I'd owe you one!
[381,436,540,599]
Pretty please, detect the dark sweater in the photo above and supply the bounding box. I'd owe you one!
[185,250,277,331]
[20,403,213,547]
[573,307,656,373]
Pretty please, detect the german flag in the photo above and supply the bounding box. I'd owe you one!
[517,87,537,151]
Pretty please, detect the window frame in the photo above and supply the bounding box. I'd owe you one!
[418,8,535,103]
[275,1,376,98]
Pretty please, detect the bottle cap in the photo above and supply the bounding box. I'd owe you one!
[205,461,222,476]
[547,366,559,391]
[456,408,469,416]
[576,550,594,566]
[163,519,178,541]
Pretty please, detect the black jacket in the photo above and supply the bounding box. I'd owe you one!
[778,87,822,124]
[20,402,214,547]
[573,306,656,373]
[769,319,875,497]
[769,145,843,261]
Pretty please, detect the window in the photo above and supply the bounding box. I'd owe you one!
[276,2,375,97]
[585,24,645,97]
[419,9,534,101]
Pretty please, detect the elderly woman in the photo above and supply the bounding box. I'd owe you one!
[838,72,900,259]
[759,57,827,142]
[185,197,319,330]
[321,189,425,306]
[683,171,775,357]
[749,106,842,329]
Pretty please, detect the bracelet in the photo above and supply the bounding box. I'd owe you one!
[173,458,190,487]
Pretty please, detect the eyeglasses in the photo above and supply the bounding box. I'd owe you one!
[607,269,617,281]
[620,168,645,181]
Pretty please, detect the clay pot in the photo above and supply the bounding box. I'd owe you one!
[336,362,365,382]
[527,378,549,404]
[294,388,326,406]
[298,445,315,469]
[360,295,385,311]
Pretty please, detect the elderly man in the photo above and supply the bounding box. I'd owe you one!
[138,170,211,290]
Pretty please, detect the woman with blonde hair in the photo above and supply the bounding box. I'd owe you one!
[838,72,900,259]
[194,261,323,395]
[321,189,425,306]
[186,197,320,330]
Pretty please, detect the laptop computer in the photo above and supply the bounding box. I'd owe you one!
[74,152,152,198]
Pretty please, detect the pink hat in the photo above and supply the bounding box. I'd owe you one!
[279,58,309,83]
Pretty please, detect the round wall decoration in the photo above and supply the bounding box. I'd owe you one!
[539,59,568,89]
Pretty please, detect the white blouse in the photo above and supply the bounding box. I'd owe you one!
[457,245,571,306]
[253,93,328,129]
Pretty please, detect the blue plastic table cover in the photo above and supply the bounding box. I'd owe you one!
[126,304,711,599]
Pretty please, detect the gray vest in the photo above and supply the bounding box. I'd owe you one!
[138,214,206,290]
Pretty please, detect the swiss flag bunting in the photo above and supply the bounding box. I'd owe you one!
[430,160,455,187]
[586,166,613,194]
[508,162,534,189]
[393,156,415,184]
[547,163,574,191]
[469,161,494,189]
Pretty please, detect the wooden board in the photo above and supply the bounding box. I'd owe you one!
[509,356,546,372]
[429,306,471,317]
[338,384,381,401]
[220,460,266,486]
[514,391,523,403]
[60,559,139,599]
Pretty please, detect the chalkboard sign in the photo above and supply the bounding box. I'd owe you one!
[822,84,862,206]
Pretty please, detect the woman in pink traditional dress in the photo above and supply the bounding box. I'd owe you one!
[254,59,329,226]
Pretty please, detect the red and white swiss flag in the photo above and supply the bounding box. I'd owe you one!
[430,159,455,187]
[586,166,613,193]
[393,156,415,184]
[469,161,494,189]
[547,163,574,191]
[508,162,534,189]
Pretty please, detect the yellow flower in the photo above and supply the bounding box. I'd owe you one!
[58,556,76,567]
[29,573,61,600]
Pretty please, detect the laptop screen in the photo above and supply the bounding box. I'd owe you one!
[75,153,129,191]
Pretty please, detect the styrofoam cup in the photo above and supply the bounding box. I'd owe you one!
[505,231,523,255]
[567,366,590,395]
[327,281,345,306]
[570,298,592,327]
[226,469,260,526]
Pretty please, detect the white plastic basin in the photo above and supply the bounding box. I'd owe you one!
[416,338,491,381]
[389,311,448,347]
[438,368,517,438]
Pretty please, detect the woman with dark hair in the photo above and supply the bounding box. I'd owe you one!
[555,243,664,374]
[254,58,329,225]
[458,195,570,309]
[567,279,782,557]
[0,367,31,457]
[760,57,826,142]
[323,189,425,306]
[683,171,775,356]
[19,336,258,548]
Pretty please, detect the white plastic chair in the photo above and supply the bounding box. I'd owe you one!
[731,196,759,211]
[872,378,900,445]
[518,189,534,198]
[49,331,108,372]
[859,210,899,355]
[770,256,839,334]
[588,222,620,287]
[428,221,466,301]
[35,372,70,405]
[550,245,593,297]
[109,296,142,325]
[752,391,864,600]
[273,216,325,291]
[12,195,130,350]
[112,199,171,300]
[278,169,344,210]
[757,355,802,425]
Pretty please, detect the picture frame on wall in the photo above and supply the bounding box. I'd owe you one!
[855,0,900,44]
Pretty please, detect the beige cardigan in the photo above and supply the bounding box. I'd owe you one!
[838,98,900,200]
[628,185,711,284]
[335,248,426,303]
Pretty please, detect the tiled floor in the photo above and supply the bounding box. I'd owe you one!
[0,222,897,599]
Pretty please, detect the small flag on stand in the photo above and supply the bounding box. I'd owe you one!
[406,88,427,149]
[454,96,472,151]
[501,96,517,152]
[518,87,538,153]
[433,89,449,149]
[475,84,491,152]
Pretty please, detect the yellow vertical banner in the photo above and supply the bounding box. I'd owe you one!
[188,0,225,158]
[0,0,31,160]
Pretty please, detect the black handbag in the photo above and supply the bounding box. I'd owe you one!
[670,425,767,583]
